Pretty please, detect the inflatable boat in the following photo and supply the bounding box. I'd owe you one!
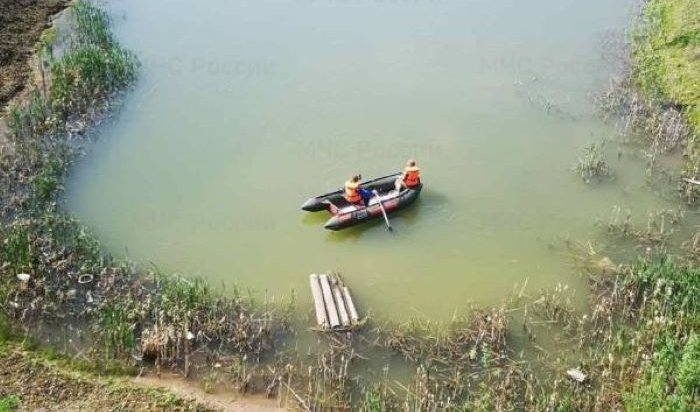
[301,173,422,230]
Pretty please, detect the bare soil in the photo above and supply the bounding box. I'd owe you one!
[135,375,285,412]
[0,0,68,113]
[0,345,286,411]
[0,347,209,411]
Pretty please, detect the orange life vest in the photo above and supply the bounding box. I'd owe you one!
[344,180,361,203]
[404,166,420,188]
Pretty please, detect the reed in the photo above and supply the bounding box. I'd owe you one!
[602,206,684,250]
[50,1,137,119]
[573,141,613,184]
[269,253,698,411]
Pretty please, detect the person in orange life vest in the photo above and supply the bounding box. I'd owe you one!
[396,159,420,190]
[344,175,372,206]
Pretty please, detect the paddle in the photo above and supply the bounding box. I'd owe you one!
[372,190,392,231]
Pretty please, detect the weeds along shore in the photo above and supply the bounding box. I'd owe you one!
[596,0,699,203]
[0,0,291,394]
[0,1,699,411]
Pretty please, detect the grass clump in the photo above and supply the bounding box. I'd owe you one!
[0,396,20,412]
[51,0,137,119]
[574,141,613,184]
[73,0,114,48]
[625,332,700,411]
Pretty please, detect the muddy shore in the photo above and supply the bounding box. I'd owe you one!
[0,0,69,113]
[0,344,209,411]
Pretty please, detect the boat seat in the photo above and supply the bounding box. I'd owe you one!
[327,197,360,214]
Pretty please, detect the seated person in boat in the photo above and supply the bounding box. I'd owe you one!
[344,175,372,206]
[396,159,420,190]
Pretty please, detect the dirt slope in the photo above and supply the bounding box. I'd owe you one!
[0,0,68,112]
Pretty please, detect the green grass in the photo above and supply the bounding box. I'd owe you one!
[0,396,20,412]
[619,259,700,411]
[633,0,699,132]
[624,332,700,411]
[50,1,137,118]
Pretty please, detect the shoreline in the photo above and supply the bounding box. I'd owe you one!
[0,0,69,114]
[0,1,698,411]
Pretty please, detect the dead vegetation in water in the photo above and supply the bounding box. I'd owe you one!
[348,256,697,411]
[573,140,614,184]
[599,81,692,154]
[256,246,698,411]
[601,205,684,247]
[0,215,293,380]
[597,64,697,204]
[371,307,508,367]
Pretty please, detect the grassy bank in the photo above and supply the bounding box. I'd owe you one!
[0,2,291,408]
[633,0,699,202]
[0,336,209,411]
[632,0,699,132]
[598,0,699,202]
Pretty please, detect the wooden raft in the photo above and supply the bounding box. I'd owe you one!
[309,273,360,331]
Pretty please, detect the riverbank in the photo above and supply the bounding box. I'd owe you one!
[0,0,69,114]
[0,1,290,410]
[632,0,699,133]
[0,338,208,411]
[602,0,700,203]
[0,1,698,411]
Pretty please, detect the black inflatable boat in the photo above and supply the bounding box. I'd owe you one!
[301,173,422,230]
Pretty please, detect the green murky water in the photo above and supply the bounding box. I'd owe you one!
[67,0,671,319]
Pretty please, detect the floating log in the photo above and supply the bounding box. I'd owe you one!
[331,281,350,327]
[309,274,328,328]
[342,286,359,323]
[309,272,361,331]
[319,274,340,328]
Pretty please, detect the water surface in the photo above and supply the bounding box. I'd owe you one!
[67,0,669,319]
